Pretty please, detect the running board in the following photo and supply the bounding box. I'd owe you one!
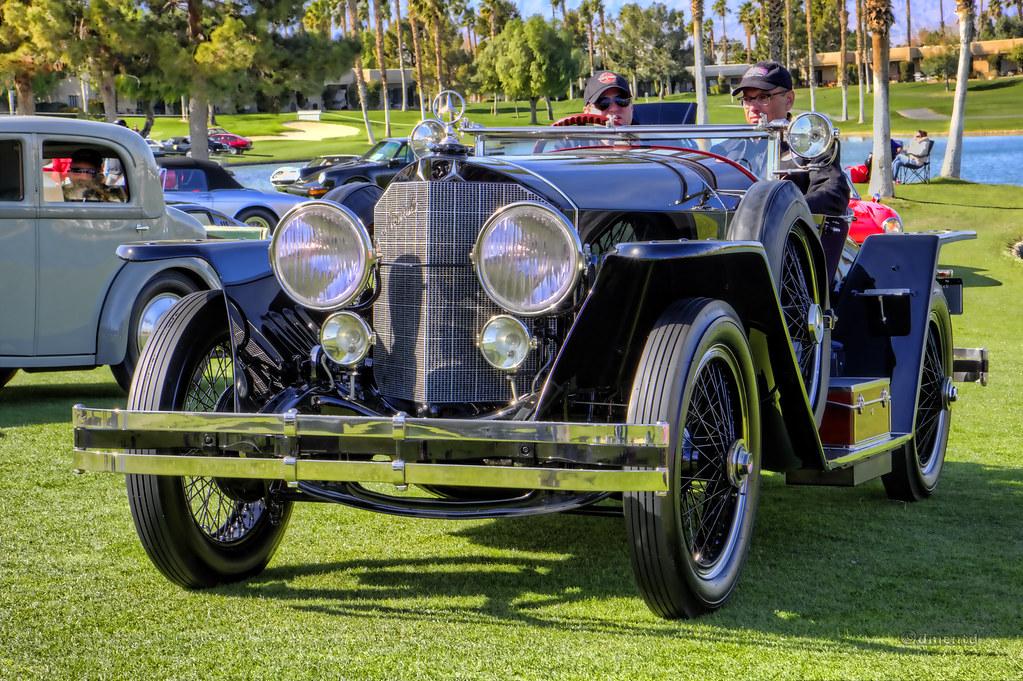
[786,452,892,487]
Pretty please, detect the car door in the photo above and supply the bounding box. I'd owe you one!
[35,136,159,357]
[0,134,37,357]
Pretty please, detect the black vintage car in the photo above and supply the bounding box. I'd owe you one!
[73,94,988,619]
[281,137,413,198]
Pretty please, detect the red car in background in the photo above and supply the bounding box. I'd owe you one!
[208,132,253,155]
[846,173,903,244]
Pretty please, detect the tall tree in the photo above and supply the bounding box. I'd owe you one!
[348,0,376,144]
[426,0,446,92]
[941,0,975,178]
[739,1,757,61]
[407,0,427,117]
[692,0,708,124]
[597,0,609,67]
[0,0,76,114]
[394,0,408,110]
[763,0,785,61]
[905,0,913,45]
[805,0,816,110]
[861,0,872,93]
[713,0,729,63]
[838,0,849,120]
[785,0,793,66]
[580,0,597,75]
[866,0,894,198]
[372,0,391,136]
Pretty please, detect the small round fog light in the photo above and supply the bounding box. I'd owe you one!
[320,312,374,366]
[478,315,534,371]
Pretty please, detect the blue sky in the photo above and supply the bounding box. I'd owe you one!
[514,0,955,47]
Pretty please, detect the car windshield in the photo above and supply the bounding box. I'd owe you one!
[476,132,772,178]
[363,141,402,162]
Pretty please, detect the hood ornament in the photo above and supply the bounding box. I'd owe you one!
[409,90,471,159]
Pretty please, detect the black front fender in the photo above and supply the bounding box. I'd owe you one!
[535,239,824,472]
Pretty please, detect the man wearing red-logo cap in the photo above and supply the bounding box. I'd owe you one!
[581,71,635,126]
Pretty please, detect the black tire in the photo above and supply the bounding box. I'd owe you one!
[126,290,291,588]
[728,180,830,424]
[883,290,953,501]
[111,271,199,392]
[624,298,761,619]
[236,207,278,232]
[0,368,16,389]
[322,181,384,229]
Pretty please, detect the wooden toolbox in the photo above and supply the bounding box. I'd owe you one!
[819,377,892,448]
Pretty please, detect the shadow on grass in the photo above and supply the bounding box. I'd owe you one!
[935,264,1002,288]
[0,381,123,428]
[234,461,1022,653]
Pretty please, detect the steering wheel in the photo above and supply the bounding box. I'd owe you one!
[534,113,610,153]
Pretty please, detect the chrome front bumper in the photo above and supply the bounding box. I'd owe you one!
[72,407,671,493]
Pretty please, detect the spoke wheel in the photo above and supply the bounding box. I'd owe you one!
[625,298,761,619]
[780,229,824,410]
[126,291,291,588]
[883,291,953,501]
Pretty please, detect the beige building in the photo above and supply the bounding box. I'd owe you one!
[814,37,1023,85]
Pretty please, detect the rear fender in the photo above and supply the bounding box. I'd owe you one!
[534,239,824,472]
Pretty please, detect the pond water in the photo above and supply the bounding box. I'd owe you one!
[230,134,1023,190]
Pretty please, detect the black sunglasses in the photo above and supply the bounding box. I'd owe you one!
[69,167,99,176]
[593,95,632,110]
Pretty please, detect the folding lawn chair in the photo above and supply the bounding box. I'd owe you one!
[896,138,933,184]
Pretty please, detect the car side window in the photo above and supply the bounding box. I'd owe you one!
[160,168,208,192]
[0,140,24,201]
[42,142,130,203]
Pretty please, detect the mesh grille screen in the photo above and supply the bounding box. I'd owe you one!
[373,181,547,403]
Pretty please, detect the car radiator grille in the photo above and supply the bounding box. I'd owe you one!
[373,181,548,404]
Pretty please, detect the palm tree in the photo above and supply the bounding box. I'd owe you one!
[739,1,756,62]
[713,0,729,63]
[865,0,893,198]
[394,0,408,111]
[906,0,913,45]
[580,0,596,75]
[427,0,446,93]
[861,0,872,93]
[785,0,792,67]
[706,18,716,63]
[596,0,608,67]
[805,0,816,111]
[692,0,708,124]
[762,0,784,61]
[941,0,975,178]
[372,0,392,136]
[838,0,849,121]
[407,0,428,117]
[347,0,376,144]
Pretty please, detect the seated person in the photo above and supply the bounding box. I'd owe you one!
[715,61,850,216]
[582,71,636,126]
[62,149,126,203]
[892,130,931,180]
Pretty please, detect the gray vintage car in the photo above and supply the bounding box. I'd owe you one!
[0,117,224,391]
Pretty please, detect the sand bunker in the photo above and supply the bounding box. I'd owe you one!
[250,120,359,142]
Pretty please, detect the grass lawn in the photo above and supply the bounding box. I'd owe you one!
[117,77,1023,164]
[1,181,1022,679]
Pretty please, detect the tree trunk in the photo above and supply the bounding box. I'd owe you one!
[409,9,427,118]
[208,106,218,126]
[14,75,34,115]
[868,32,893,198]
[599,7,608,67]
[767,0,784,62]
[528,97,538,125]
[141,100,156,138]
[189,89,209,161]
[394,0,408,111]
[373,0,392,136]
[349,0,377,144]
[692,12,709,125]
[544,96,554,121]
[785,0,792,68]
[432,13,445,93]
[839,0,849,121]
[906,0,913,45]
[805,0,816,110]
[100,72,117,122]
[80,73,90,116]
[8,88,16,115]
[586,24,595,75]
[941,0,975,178]
[181,95,188,121]
[856,0,866,122]
[863,3,872,93]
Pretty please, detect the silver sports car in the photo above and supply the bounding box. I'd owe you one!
[157,156,305,231]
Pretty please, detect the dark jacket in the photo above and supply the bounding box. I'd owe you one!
[780,141,850,216]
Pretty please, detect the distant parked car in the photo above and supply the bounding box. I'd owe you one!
[209,132,253,155]
[161,136,231,156]
[270,154,360,189]
[282,138,412,198]
[157,156,305,231]
[0,117,216,392]
[166,201,267,240]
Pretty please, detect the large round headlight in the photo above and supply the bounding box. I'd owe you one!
[787,112,836,160]
[473,202,583,316]
[270,201,375,310]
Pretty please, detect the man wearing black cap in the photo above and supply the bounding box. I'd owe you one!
[582,71,635,126]
[722,61,849,216]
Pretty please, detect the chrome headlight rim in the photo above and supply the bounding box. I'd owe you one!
[269,200,377,311]
[320,311,375,367]
[880,215,903,233]
[787,111,837,161]
[474,201,584,318]
[478,314,534,371]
